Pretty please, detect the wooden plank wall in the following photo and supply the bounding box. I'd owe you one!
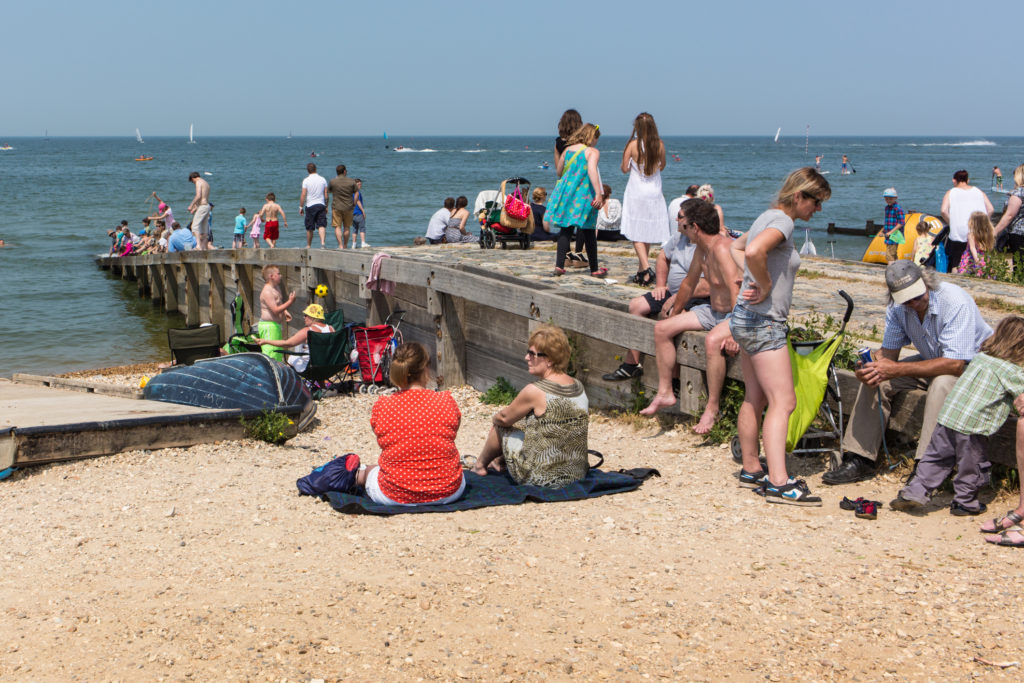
[97,249,1017,465]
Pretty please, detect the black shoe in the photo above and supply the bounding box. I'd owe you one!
[822,454,876,485]
[602,363,642,381]
[950,501,987,517]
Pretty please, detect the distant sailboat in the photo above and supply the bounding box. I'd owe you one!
[136,128,144,143]
[774,127,781,143]
[287,130,293,139]
[188,123,196,144]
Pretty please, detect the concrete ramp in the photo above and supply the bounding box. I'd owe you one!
[1,377,249,469]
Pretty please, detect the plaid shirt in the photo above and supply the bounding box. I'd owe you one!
[883,203,905,244]
[939,353,1024,435]
[882,282,993,361]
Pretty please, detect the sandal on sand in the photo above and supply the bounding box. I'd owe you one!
[980,509,1024,534]
[566,252,582,262]
[985,527,1024,548]
[590,267,608,278]
[840,496,880,511]
[574,252,588,263]
[855,500,879,520]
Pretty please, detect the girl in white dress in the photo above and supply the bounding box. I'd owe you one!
[620,113,668,286]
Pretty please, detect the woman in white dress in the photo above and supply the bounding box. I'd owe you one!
[620,113,668,286]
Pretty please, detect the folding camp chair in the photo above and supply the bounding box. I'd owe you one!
[167,324,222,366]
[223,295,261,354]
[282,308,358,399]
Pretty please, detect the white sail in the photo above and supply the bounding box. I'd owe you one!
[136,128,143,143]
[774,127,781,143]
[188,123,195,143]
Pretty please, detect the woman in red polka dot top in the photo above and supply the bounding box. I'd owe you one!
[354,342,466,506]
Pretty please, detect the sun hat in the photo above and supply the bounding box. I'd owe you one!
[882,188,898,198]
[302,303,325,320]
[885,260,926,304]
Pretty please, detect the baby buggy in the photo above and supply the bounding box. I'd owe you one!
[351,310,405,393]
[476,177,534,250]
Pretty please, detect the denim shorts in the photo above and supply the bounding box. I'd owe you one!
[729,304,788,355]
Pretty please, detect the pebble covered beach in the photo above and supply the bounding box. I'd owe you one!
[1,364,1022,681]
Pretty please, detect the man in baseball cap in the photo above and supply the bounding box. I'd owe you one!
[824,261,994,484]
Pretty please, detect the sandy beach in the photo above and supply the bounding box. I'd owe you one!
[1,365,1021,681]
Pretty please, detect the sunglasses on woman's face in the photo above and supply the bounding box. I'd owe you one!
[801,192,823,208]
[526,349,547,359]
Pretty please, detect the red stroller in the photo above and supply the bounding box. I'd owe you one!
[352,311,404,393]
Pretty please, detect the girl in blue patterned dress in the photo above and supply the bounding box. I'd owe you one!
[545,123,607,277]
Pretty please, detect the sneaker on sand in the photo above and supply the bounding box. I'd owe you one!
[737,468,768,489]
[763,478,823,506]
[602,363,642,381]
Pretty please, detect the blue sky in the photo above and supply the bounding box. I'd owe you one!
[1,0,1011,137]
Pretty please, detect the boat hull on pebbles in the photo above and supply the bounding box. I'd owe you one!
[143,353,316,434]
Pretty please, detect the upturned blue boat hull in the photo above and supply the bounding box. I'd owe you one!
[143,353,316,432]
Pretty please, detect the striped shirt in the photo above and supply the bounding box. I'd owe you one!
[938,353,1024,436]
[882,282,992,361]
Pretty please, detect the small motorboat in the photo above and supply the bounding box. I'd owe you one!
[0,144,13,151]
[143,353,316,434]
[135,156,154,161]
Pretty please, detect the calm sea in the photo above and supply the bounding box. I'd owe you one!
[2,134,1021,377]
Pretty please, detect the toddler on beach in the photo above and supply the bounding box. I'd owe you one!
[912,219,937,266]
[957,211,995,278]
[891,315,1024,515]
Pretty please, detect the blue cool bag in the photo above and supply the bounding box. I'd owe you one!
[935,242,948,272]
[297,453,361,496]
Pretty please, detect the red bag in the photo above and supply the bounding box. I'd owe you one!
[503,187,531,220]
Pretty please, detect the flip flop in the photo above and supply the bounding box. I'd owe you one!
[979,509,1024,534]
[590,267,608,278]
[984,527,1024,548]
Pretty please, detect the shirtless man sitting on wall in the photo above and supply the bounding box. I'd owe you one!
[640,198,742,432]
[258,193,287,248]
[258,265,296,361]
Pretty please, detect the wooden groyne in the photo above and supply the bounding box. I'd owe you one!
[96,246,1022,465]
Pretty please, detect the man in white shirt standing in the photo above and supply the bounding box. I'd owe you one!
[300,163,329,248]
[940,169,993,269]
[426,197,455,244]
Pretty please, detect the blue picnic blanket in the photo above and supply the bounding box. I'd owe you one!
[322,468,656,516]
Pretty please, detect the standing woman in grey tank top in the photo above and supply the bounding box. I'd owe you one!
[728,167,831,507]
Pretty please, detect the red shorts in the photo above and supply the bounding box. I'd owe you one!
[263,220,279,240]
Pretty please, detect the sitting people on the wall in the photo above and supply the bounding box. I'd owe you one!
[890,315,1024,518]
[824,260,993,485]
[351,342,466,506]
[472,324,590,488]
[253,304,335,373]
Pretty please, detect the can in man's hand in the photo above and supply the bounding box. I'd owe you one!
[857,347,873,365]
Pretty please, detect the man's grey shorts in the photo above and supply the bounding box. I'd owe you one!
[192,204,212,236]
[691,303,732,331]
[729,304,788,355]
